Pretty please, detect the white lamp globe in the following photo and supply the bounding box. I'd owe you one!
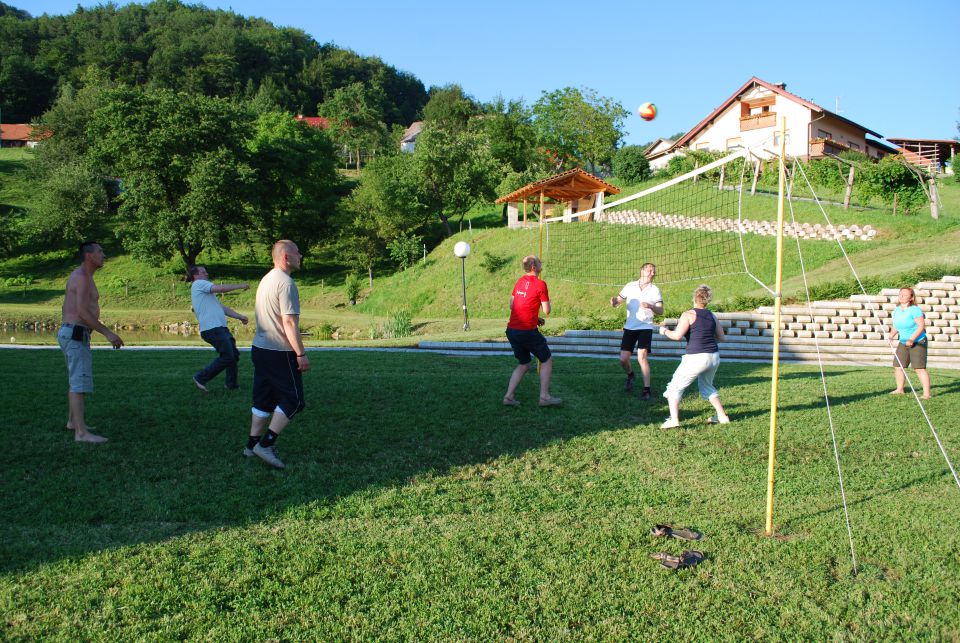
[453,241,471,258]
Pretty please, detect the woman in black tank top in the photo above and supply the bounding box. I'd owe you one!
[657,285,730,428]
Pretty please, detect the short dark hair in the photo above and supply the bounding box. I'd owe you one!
[186,266,203,282]
[79,241,99,257]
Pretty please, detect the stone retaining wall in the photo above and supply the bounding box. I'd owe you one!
[420,276,960,369]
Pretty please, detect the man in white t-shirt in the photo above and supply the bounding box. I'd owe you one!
[245,240,310,469]
[187,266,249,391]
[610,263,663,399]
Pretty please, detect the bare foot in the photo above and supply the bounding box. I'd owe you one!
[66,423,96,431]
[889,390,904,395]
[75,431,108,444]
[921,394,931,400]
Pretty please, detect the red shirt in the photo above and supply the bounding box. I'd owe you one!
[508,274,549,330]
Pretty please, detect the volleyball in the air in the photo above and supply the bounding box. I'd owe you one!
[638,102,657,121]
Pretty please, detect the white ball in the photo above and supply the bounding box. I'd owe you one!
[453,241,471,258]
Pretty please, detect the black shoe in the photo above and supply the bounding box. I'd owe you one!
[641,388,652,400]
[624,372,635,392]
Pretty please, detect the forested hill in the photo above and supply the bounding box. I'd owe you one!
[0,0,428,124]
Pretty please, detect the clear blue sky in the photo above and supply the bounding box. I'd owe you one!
[19,0,960,147]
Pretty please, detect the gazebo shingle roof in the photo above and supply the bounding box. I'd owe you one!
[495,168,620,204]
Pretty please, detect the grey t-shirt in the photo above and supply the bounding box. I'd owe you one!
[190,280,227,332]
[252,268,300,351]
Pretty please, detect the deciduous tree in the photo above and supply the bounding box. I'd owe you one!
[88,87,254,267]
[532,87,628,172]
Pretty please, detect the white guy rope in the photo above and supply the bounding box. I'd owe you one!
[792,160,960,491]
[786,161,859,573]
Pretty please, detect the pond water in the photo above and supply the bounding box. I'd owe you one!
[3,326,257,346]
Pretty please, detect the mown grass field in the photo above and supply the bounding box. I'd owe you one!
[2,349,958,638]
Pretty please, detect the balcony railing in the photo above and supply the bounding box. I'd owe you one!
[809,137,850,158]
[740,112,777,131]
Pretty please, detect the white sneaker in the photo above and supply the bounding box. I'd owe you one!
[253,443,285,469]
[660,418,680,429]
[707,415,731,424]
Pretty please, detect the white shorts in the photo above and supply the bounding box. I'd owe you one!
[663,352,720,401]
[58,324,93,393]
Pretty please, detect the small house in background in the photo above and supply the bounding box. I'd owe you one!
[0,123,47,148]
[400,121,422,153]
[496,168,620,228]
[652,77,888,163]
[643,137,677,171]
[294,115,330,129]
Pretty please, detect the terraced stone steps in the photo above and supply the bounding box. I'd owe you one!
[418,276,960,370]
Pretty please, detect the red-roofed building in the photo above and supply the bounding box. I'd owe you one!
[648,78,888,169]
[295,115,330,129]
[0,123,47,148]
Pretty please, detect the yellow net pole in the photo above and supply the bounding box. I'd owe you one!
[765,118,788,536]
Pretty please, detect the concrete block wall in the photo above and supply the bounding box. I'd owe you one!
[419,276,960,369]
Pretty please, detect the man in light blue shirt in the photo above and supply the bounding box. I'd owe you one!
[187,266,250,391]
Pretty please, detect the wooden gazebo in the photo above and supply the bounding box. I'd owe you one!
[495,168,620,228]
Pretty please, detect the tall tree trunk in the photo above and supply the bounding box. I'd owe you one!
[438,211,453,237]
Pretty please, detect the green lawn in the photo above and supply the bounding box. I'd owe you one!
[2,350,958,638]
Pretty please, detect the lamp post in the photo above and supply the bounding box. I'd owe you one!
[453,241,471,331]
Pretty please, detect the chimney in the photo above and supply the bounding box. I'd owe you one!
[774,82,787,90]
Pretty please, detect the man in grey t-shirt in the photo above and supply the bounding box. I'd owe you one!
[187,266,249,391]
[246,240,310,469]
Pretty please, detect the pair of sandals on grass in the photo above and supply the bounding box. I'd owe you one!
[649,524,705,570]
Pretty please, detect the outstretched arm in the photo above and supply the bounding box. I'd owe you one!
[211,283,249,294]
[660,311,692,341]
[220,304,249,325]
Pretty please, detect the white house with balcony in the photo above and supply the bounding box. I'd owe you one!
[654,77,889,163]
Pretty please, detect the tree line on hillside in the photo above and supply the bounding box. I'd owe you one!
[0,0,426,126]
[0,0,649,280]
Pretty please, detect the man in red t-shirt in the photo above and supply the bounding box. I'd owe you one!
[503,255,562,407]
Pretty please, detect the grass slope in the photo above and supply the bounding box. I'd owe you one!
[2,146,959,341]
[1,350,959,638]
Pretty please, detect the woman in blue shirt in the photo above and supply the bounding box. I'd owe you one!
[887,287,931,399]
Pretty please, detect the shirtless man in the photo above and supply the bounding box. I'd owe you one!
[58,241,124,443]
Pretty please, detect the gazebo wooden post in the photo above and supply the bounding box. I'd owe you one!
[539,190,545,258]
[523,199,527,226]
